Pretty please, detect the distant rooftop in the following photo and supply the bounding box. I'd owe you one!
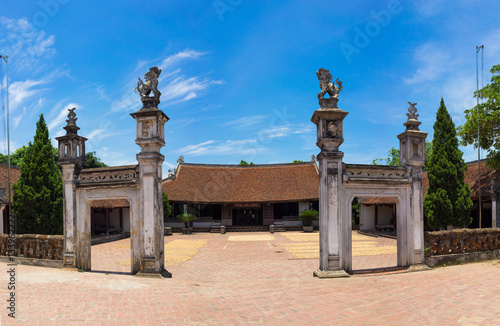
[163,162,319,204]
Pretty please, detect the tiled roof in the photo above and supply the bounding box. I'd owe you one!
[423,160,499,200]
[360,197,397,205]
[0,164,21,202]
[162,162,319,204]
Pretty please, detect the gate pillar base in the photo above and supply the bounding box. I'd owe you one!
[406,264,431,273]
[313,268,350,278]
[136,269,172,279]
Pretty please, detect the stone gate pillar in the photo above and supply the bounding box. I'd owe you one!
[397,102,427,267]
[131,66,170,277]
[492,179,500,228]
[312,68,349,278]
[56,109,87,269]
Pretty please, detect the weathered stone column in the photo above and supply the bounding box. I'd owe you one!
[0,198,5,234]
[397,102,427,267]
[56,108,87,269]
[492,179,500,228]
[312,68,349,278]
[131,67,170,277]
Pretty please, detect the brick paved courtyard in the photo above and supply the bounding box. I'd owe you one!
[0,231,499,325]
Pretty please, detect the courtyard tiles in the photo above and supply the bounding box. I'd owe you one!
[0,231,499,325]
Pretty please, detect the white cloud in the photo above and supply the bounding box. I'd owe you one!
[48,103,79,131]
[109,49,222,114]
[9,69,69,114]
[224,115,268,128]
[161,76,223,103]
[176,140,217,156]
[98,149,136,167]
[404,43,455,84]
[159,50,206,70]
[175,138,265,157]
[440,75,477,118]
[413,0,447,16]
[482,29,500,61]
[9,79,47,112]
[0,17,56,72]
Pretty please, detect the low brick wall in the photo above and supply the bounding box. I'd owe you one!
[0,234,63,260]
[424,228,500,267]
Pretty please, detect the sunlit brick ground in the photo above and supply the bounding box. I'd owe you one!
[1,231,499,325]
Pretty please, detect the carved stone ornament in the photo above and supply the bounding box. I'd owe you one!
[135,67,162,107]
[406,102,419,120]
[317,68,343,108]
[142,121,153,138]
[327,121,338,137]
[63,107,80,135]
[79,171,138,183]
[403,101,422,131]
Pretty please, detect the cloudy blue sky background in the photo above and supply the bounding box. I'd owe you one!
[0,0,499,175]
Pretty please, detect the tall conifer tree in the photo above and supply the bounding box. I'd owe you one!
[424,99,473,228]
[12,114,63,234]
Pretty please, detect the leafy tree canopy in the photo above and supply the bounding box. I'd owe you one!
[163,192,173,220]
[292,160,304,163]
[239,160,254,165]
[84,151,108,169]
[457,64,500,169]
[1,146,107,169]
[372,142,433,171]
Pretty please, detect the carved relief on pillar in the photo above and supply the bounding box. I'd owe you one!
[326,120,338,138]
[142,121,153,138]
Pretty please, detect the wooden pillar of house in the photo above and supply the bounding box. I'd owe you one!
[222,204,232,226]
[263,204,274,226]
[119,207,123,232]
[375,205,379,228]
[105,208,110,235]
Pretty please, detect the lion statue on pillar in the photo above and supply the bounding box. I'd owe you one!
[135,66,162,101]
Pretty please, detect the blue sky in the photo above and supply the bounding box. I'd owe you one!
[0,0,499,176]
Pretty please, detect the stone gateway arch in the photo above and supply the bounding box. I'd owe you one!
[57,67,171,277]
[312,68,429,277]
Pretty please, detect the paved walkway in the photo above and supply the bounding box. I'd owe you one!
[0,231,499,325]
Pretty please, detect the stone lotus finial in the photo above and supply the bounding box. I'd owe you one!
[316,68,343,108]
[63,108,80,135]
[177,155,184,164]
[406,102,419,120]
[135,66,162,108]
[403,102,421,131]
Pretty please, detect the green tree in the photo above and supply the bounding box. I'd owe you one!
[372,142,433,171]
[457,64,500,169]
[352,197,360,226]
[84,151,108,168]
[239,160,254,165]
[424,99,473,229]
[292,160,304,163]
[372,147,401,166]
[12,114,63,234]
[163,192,173,221]
[298,209,318,226]
[0,145,30,166]
[176,212,197,229]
